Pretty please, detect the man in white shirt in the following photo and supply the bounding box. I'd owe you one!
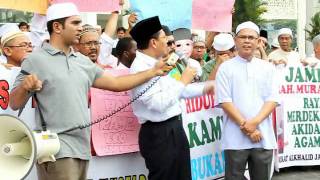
[130,16,209,180]
[268,28,301,68]
[215,21,280,180]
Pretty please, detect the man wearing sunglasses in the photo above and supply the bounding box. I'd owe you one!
[162,25,175,53]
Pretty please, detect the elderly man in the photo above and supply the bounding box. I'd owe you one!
[0,24,20,64]
[75,24,111,68]
[191,37,207,66]
[268,28,301,68]
[215,21,280,180]
[301,34,320,67]
[1,31,33,67]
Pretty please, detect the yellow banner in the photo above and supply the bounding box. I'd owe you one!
[0,0,48,14]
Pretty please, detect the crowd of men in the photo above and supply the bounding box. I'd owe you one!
[0,1,320,180]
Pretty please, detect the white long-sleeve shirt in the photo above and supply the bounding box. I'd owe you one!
[130,51,205,124]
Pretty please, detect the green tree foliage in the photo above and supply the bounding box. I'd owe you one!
[232,0,267,31]
[305,11,320,41]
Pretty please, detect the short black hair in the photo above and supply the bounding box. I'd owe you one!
[18,22,29,28]
[137,31,161,50]
[117,27,126,33]
[47,17,67,35]
[115,37,134,57]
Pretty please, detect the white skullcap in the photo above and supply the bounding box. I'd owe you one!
[212,33,235,51]
[271,38,280,48]
[236,21,260,35]
[278,28,293,37]
[1,31,26,47]
[46,2,80,22]
[0,24,19,38]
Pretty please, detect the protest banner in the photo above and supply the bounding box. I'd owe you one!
[275,65,320,169]
[0,0,48,14]
[53,0,120,12]
[182,94,225,180]
[192,0,234,32]
[130,0,192,31]
[91,69,140,156]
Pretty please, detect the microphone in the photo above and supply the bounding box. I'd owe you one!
[176,51,189,66]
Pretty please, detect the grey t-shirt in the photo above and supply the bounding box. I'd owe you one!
[14,42,104,160]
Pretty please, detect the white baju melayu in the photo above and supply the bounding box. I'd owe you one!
[215,55,280,150]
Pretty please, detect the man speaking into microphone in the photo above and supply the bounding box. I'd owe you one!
[129,16,214,180]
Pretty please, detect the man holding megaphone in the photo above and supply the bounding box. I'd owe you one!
[8,2,173,180]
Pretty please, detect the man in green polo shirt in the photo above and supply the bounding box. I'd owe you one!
[10,3,171,180]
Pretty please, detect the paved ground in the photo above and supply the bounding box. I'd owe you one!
[272,166,320,180]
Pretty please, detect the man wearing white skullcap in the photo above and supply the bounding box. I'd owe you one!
[201,33,236,81]
[10,2,173,180]
[0,24,20,64]
[215,21,280,180]
[268,27,301,68]
[1,31,33,67]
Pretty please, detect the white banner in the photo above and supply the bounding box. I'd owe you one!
[182,94,225,180]
[275,65,320,169]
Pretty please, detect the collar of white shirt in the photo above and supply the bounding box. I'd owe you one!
[135,51,157,68]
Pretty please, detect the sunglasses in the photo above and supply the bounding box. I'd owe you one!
[167,40,175,46]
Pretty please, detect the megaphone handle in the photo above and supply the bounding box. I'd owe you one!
[20,70,47,131]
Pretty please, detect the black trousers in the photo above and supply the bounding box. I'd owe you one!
[139,115,192,180]
[224,149,273,180]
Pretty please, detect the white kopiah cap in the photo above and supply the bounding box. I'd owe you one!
[236,21,260,35]
[46,2,80,22]
[212,33,235,51]
[1,31,26,47]
[278,28,293,37]
[0,24,19,38]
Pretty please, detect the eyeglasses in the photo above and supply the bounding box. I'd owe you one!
[167,40,175,46]
[194,46,206,50]
[79,41,101,48]
[6,42,34,49]
[237,35,258,41]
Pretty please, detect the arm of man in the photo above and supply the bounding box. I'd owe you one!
[93,59,172,91]
[104,12,119,38]
[242,64,280,134]
[125,12,137,37]
[221,102,246,126]
[242,101,277,133]
[10,74,42,110]
[130,66,196,114]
